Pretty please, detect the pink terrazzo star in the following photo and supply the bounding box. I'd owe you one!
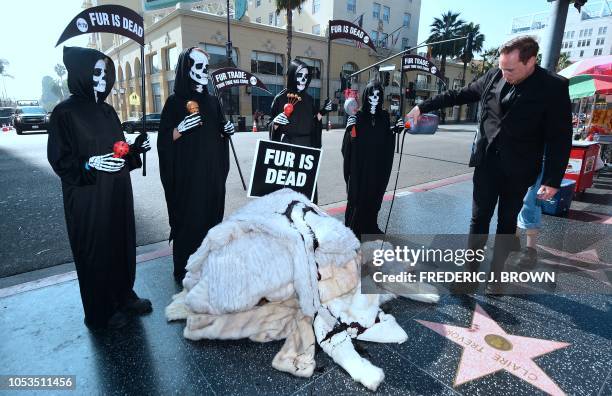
[416,304,570,395]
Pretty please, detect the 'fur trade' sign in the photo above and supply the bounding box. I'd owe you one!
[248,140,322,201]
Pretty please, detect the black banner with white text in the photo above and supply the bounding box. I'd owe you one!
[248,140,322,201]
[56,4,144,47]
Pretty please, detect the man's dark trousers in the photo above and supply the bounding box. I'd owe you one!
[468,145,529,277]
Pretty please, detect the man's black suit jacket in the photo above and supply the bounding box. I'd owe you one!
[419,66,572,188]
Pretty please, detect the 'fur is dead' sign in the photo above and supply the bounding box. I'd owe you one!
[56,4,144,47]
[248,140,321,201]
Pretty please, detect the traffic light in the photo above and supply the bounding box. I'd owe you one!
[574,0,587,11]
[384,72,391,87]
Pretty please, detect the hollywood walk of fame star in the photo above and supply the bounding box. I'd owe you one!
[416,304,570,395]
[537,243,612,287]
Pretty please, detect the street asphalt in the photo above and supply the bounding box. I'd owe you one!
[0,125,476,277]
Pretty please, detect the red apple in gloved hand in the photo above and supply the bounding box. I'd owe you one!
[113,141,130,158]
[283,103,294,117]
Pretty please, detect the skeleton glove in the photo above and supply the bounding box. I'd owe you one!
[393,118,404,134]
[319,98,333,116]
[87,153,125,172]
[346,115,357,131]
[130,133,151,154]
[222,120,235,137]
[273,112,290,126]
[177,113,202,133]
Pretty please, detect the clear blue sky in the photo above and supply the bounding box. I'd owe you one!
[1,0,555,100]
[417,0,556,53]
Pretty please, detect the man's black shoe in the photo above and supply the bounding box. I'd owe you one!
[121,297,153,315]
[512,247,538,270]
[449,281,479,295]
[484,283,505,297]
[85,311,130,331]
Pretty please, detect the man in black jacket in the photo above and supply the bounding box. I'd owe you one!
[406,36,572,294]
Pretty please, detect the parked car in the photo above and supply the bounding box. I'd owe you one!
[0,107,14,127]
[121,113,161,133]
[13,106,49,135]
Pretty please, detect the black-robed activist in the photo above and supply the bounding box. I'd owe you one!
[342,81,404,239]
[406,36,572,295]
[47,46,152,331]
[269,59,332,203]
[158,47,233,284]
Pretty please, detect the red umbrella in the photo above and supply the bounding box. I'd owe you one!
[558,55,611,78]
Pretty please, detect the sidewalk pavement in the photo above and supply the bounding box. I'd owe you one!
[0,170,610,395]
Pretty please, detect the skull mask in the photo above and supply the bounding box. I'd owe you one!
[189,49,209,93]
[368,89,380,115]
[93,59,107,102]
[295,66,309,92]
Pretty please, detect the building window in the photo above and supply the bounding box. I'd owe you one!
[580,50,584,57]
[341,62,359,84]
[312,24,320,35]
[587,28,593,36]
[347,0,356,13]
[152,83,162,113]
[594,48,603,56]
[586,39,591,46]
[296,57,322,79]
[251,83,283,116]
[167,80,175,96]
[596,37,605,45]
[269,13,273,25]
[164,46,178,71]
[256,0,261,7]
[571,31,575,38]
[371,31,379,45]
[306,87,321,110]
[148,52,161,74]
[403,13,411,28]
[312,0,320,14]
[598,26,607,35]
[199,43,238,69]
[373,3,380,20]
[251,51,284,76]
[579,29,583,37]
[383,6,390,23]
[402,38,409,50]
[256,17,261,23]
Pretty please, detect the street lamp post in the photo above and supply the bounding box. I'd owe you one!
[541,0,570,72]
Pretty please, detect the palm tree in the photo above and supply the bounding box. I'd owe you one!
[474,47,499,77]
[54,63,67,99]
[556,52,572,72]
[0,59,13,103]
[536,52,572,72]
[274,0,307,71]
[426,11,466,83]
[459,23,485,85]
[457,23,484,120]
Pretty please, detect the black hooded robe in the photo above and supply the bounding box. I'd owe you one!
[269,60,323,201]
[342,82,395,238]
[158,48,230,279]
[47,47,143,328]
